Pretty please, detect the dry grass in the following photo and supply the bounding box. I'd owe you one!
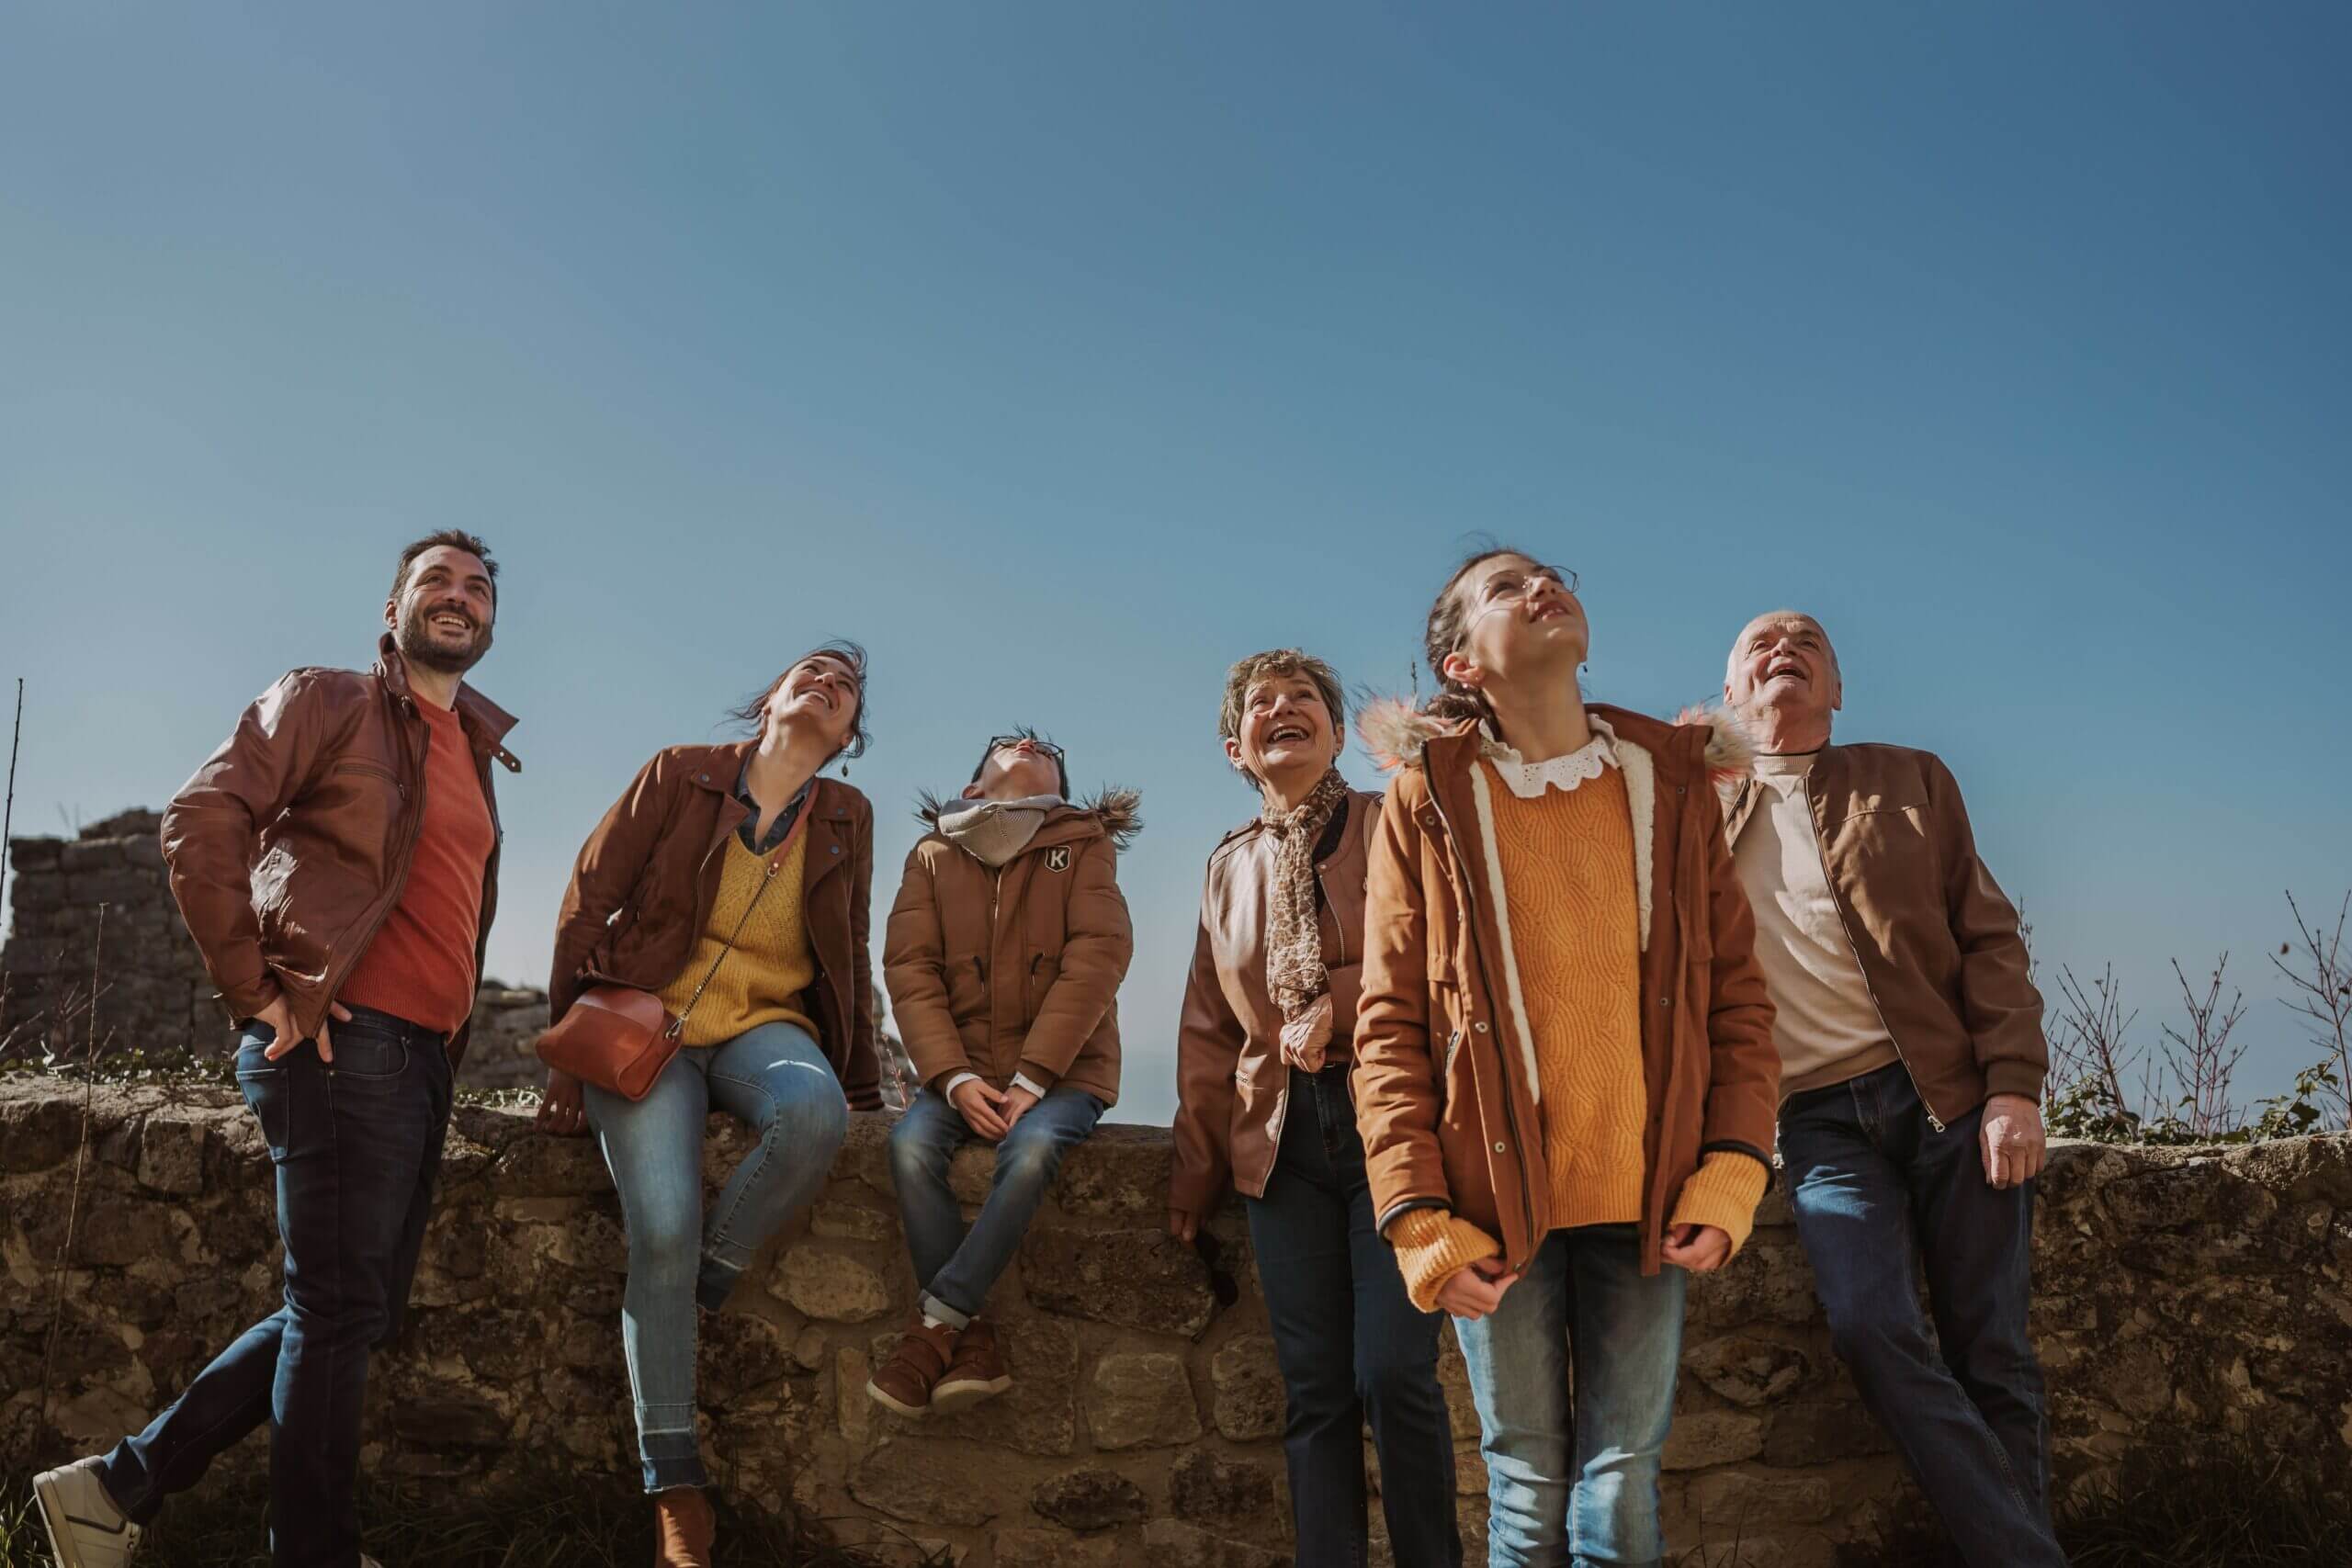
[0,1465,910,1568]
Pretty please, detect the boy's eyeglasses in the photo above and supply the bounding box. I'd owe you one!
[989,736,1065,760]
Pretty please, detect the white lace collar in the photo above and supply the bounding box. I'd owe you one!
[1477,728,1620,800]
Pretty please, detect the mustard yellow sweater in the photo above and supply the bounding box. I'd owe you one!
[1392,761,1767,1312]
[656,831,818,1047]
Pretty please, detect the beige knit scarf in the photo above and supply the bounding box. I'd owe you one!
[1263,768,1351,1072]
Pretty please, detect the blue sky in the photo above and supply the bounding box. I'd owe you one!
[4,4,2346,1122]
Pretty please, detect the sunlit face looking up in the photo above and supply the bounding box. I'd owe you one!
[1442,555,1588,694]
[763,653,862,752]
[1227,671,1340,785]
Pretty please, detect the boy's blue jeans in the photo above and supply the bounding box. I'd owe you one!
[888,1083,1104,1327]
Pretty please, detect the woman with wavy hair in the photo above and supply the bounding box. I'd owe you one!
[1171,649,1462,1568]
[539,641,882,1568]
[1353,553,1779,1566]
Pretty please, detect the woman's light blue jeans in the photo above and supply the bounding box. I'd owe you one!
[585,1020,849,1491]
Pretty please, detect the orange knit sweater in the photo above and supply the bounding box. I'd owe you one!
[1390,758,1767,1311]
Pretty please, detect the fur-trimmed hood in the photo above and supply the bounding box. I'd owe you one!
[1357,696,1753,784]
[915,786,1143,851]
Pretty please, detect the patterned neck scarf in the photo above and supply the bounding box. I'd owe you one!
[1263,767,1351,1070]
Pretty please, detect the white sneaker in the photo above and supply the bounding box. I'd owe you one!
[30,1457,142,1567]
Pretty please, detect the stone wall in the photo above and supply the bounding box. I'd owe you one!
[7,818,566,1093]
[1,812,213,1063]
[3,1076,2346,1568]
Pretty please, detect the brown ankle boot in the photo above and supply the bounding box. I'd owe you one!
[653,1486,715,1568]
[932,1316,1012,1414]
[866,1315,961,1418]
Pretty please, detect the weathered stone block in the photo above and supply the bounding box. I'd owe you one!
[1683,1334,1813,1407]
[1210,1334,1284,1440]
[1144,1518,1289,1568]
[1089,1350,1202,1450]
[1661,1410,1764,1471]
[1022,1226,1216,1337]
[1031,1465,1149,1530]
[850,1441,1000,1526]
[1689,1470,1833,1527]
[775,1246,891,1323]
[1760,1401,1887,1466]
[812,1198,895,1242]
[1170,1450,1278,1519]
[994,1527,1125,1568]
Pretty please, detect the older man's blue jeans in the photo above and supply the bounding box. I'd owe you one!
[888,1083,1104,1326]
[1779,1061,2065,1568]
[1453,1223,1684,1567]
[586,1020,851,1492]
[96,1007,452,1568]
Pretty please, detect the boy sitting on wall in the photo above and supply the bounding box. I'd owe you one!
[871,730,1136,1415]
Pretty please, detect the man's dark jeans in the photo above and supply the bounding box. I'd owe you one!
[1779,1061,2065,1568]
[1243,1065,1462,1568]
[97,1007,453,1568]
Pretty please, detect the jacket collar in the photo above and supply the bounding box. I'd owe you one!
[691,739,856,820]
[374,633,520,768]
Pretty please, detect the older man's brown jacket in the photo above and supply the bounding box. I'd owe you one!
[548,740,882,1110]
[161,636,519,1066]
[1170,790,1382,1217]
[1351,703,1780,1279]
[883,793,1137,1107]
[1723,742,2046,1123]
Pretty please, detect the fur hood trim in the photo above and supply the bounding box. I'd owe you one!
[1355,697,1468,773]
[915,786,1143,850]
[1356,696,1755,781]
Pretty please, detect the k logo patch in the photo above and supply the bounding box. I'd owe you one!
[1045,847,1071,872]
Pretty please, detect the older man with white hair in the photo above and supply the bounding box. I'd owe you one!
[1720,610,2064,1568]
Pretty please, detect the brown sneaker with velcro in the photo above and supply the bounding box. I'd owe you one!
[866,1316,961,1418]
[931,1315,1012,1414]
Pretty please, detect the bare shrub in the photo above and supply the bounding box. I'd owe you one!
[2272,891,2351,1130]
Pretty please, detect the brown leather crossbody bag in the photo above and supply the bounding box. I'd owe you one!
[536,809,809,1100]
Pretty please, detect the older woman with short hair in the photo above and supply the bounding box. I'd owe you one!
[1171,649,1462,1568]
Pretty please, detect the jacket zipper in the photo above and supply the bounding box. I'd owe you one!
[1424,784,1542,1250]
[1797,774,1945,1132]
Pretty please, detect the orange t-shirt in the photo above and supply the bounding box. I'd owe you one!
[338,698,495,1035]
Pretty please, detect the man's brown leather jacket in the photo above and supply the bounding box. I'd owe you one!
[161,636,519,1065]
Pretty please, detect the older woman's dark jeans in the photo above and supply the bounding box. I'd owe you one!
[1243,1065,1463,1568]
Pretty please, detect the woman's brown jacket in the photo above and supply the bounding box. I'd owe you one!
[1351,702,1779,1278]
[1170,790,1382,1216]
[548,740,881,1110]
[882,793,1138,1107]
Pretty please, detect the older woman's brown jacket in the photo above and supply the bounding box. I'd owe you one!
[1351,703,1778,1278]
[1170,790,1382,1216]
[548,740,881,1110]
